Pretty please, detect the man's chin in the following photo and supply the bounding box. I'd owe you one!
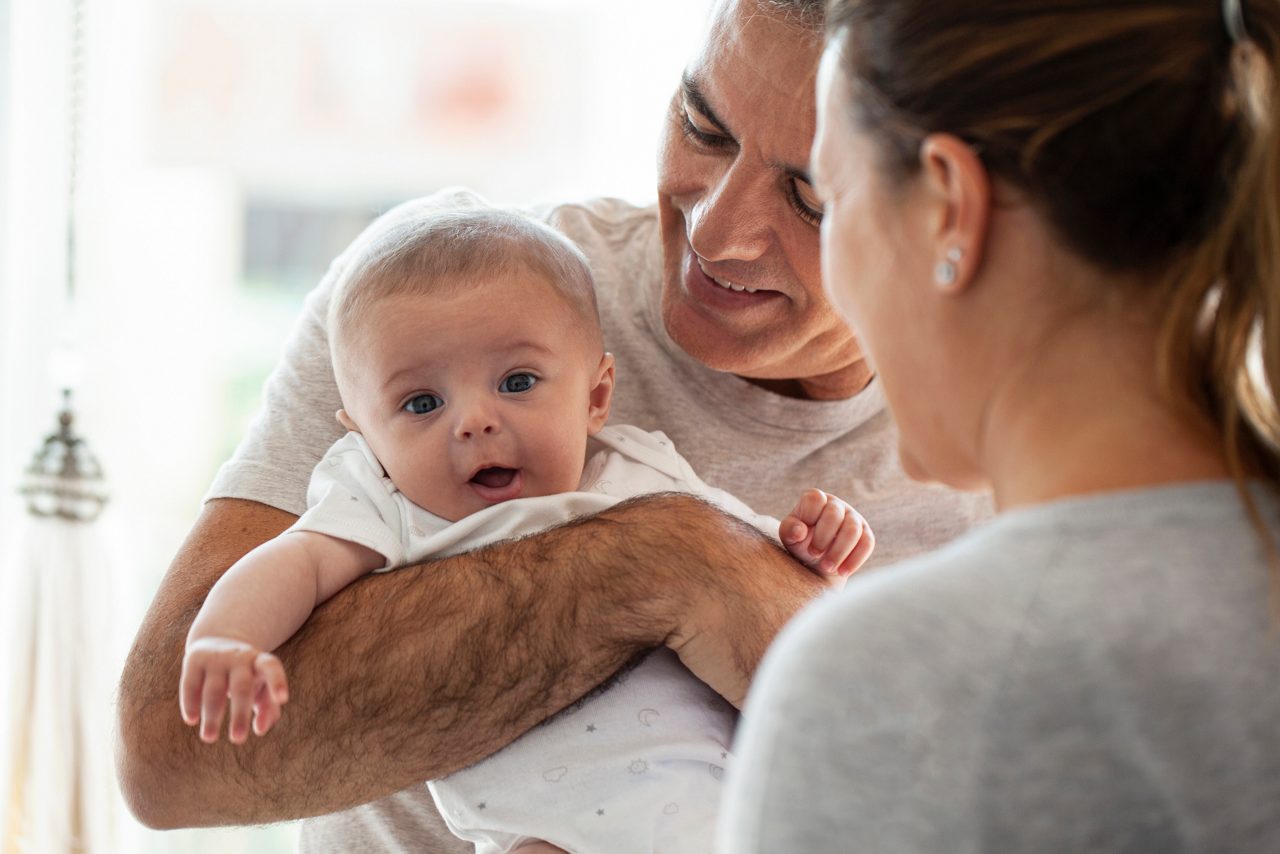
[662,304,774,376]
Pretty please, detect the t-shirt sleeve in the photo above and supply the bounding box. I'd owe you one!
[693,483,782,542]
[658,432,782,540]
[285,435,407,570]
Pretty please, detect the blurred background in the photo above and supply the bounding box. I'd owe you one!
[0,0,714,850]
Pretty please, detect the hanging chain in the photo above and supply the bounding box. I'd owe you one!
[18,0,109,522]
[66,0,86,303]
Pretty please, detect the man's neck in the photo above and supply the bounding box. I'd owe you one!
[743,360,876,401]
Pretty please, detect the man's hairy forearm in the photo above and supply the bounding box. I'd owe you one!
[116,493,744,829]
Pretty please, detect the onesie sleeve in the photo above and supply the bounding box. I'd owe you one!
[285,434,409,570]
[590,424,782,540]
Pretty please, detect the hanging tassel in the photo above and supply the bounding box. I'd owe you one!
[3,392,115,854]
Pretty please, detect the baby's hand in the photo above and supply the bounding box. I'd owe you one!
[180,637,289,744]
[780,488,875,585]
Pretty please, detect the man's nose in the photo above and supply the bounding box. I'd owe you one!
[689,159,773,263]
[453,399,500,440]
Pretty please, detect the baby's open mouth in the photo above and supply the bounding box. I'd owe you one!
[470,467,518,489]
[468,466,524,504]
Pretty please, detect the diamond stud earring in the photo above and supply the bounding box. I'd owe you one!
[934,247,964,286]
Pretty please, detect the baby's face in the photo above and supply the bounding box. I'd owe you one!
[337,270,612,522]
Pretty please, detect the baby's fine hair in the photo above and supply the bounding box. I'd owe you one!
[327,198,602,359]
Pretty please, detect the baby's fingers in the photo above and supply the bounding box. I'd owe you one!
[252,682,281,736]
[838,521,876,576]
[820,513,866,575]
[250,653,289,737]
[199,670,230,744]
[779,515,810,546]
[256,653,289,705]
[790,488,828,526]
[226,666,256,745]
[179,663,205,727]
[808,499,848,555]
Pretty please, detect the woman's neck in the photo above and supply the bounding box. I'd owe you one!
[977,319,1231,512]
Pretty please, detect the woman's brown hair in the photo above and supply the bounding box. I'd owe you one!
[827,0,1280,576]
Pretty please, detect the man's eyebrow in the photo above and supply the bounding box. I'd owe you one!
[681,72,735,139]
[783,163,815,190]
[682,71,812,181]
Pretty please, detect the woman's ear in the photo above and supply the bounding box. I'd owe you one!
[586,352,616,435]
[919,134,991,295]
[336,409,361,434]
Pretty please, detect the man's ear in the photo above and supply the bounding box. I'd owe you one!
[586,352,616,435]
[918,133,991,295]
[336,409,361,434]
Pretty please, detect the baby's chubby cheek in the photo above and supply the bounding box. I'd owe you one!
[535,435,592,495]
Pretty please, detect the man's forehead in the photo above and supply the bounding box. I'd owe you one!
[683,7,820,175]
[685,2,819,123]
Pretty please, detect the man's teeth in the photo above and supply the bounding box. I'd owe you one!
[711,275,757,294]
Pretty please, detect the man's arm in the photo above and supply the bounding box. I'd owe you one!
[116,493,825,829]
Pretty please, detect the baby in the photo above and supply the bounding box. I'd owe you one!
[180,200,873,853]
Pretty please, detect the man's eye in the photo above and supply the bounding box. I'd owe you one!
[680,109,731,150]
[499,373,538,394]
[789,178,823,227]
[403,393,443,415]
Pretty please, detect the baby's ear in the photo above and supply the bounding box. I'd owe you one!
[336,409,361,434]
[586,353,615,435]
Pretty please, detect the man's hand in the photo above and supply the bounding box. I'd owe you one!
[658,495,840,709]
[779,488,875,584]
[180,637,289,744]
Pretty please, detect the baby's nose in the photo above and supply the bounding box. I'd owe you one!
[453,404,500,440]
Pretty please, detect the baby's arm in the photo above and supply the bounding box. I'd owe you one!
[780,489,875,586]
[180,531,384,744]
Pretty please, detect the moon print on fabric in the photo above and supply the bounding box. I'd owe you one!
[637,708,660,727]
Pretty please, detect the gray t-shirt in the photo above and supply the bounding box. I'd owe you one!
[206,190,993,852]
[722,481,1280,853]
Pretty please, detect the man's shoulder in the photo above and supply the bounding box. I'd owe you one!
[537,197,660,259]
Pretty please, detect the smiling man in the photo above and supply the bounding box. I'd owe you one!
[116,2,989,851]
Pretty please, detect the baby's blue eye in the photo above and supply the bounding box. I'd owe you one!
[500,373,538,394]
[403,393,443,415]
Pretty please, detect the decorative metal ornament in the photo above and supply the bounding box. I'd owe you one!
[20,389,108,523]
[17,0,108,524]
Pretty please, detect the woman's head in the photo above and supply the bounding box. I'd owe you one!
[815,0,1280,499]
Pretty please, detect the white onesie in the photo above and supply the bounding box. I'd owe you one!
[288,424,779,854]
